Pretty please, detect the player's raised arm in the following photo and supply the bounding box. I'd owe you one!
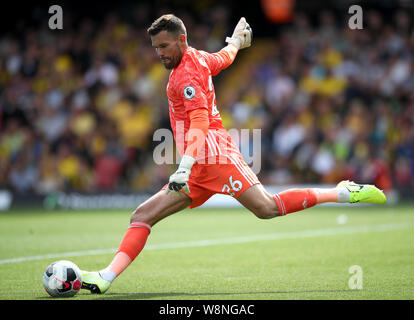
[201,17,253,76]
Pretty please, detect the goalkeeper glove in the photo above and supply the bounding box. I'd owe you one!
[225,17,252,50]
[167,155,195,195]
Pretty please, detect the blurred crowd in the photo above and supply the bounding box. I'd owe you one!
[1,4,413,196]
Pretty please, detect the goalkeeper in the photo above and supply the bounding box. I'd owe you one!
[81,15,386,294]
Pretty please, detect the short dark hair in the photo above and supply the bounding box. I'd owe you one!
[147,14,187,37]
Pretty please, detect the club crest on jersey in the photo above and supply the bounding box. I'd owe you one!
[183,86,196,99]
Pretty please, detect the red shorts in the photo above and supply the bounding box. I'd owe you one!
[162,153,260,208]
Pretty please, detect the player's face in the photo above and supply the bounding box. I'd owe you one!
[151,30,185,69]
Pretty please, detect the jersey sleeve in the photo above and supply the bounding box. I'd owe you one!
[176,71,208,113]
[184,108,209,158]
[199,44,238,76]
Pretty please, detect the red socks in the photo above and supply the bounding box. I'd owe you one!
[273,188,318,215]
[116,222,151,261]
[101,222,151,280]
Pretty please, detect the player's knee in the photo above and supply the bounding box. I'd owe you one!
[252,202,280,219]
[130,204,151,224]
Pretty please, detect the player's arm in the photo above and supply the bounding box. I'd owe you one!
[201,45,239,76]
[201,17,252,75]
[184,108,209,158]
[167,108,209,195]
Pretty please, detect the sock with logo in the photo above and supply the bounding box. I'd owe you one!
[273,188,318,215]
[272,187,351,216]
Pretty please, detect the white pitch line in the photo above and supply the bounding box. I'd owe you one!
[0,222,413,265]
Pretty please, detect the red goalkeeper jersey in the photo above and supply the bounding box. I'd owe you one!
[167,46,240,163]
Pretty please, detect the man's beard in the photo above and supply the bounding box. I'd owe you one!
[161,59,175,69]
[161,46,183,69]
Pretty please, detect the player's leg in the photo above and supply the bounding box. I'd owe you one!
[236,183,280,219]
[237,180,387,219]
[237,183,320,218]
[81,189,191,294]
[214,153,337,218]
[129,188,192,226]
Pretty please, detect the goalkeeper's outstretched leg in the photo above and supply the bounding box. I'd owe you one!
[237,180,386,219]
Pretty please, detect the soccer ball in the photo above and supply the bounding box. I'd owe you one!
[43,260,83,297]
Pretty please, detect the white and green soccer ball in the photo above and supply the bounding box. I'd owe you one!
[43,260,83,297]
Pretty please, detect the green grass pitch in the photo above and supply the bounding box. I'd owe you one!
[0,204,413,300]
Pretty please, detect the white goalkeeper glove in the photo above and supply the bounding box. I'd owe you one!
[167,155,195,195]
[225,17,252,50]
